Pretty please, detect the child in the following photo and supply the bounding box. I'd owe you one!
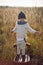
[12,11,41,62]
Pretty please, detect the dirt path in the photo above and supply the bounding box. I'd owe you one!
[0,59,14,65]
[0,59,31,65]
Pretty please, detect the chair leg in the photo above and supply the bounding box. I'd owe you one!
[15,54,20,61]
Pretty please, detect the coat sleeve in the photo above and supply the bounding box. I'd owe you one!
[26,23,36,34]
[12,22,17,32]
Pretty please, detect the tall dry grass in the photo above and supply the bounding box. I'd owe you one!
[0,7,43,61]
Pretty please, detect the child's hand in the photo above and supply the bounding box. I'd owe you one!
[10,28,14,33]
[35,31,41,36]
[11,30,13,33]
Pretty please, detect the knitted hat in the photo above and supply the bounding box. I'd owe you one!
[18,11,26,19]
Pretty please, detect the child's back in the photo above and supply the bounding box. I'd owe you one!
[12,11,40,62]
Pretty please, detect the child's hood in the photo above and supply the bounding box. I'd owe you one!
[17,21,27,25]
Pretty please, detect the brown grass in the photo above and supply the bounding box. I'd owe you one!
[0,7,43,61]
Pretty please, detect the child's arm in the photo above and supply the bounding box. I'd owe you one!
[26,23,41,36]
[11,22,17,32]
[26,23,36,34]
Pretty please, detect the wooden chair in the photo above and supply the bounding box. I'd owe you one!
[13,42,31,62]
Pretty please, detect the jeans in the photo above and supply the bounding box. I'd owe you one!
[16,40,26,55]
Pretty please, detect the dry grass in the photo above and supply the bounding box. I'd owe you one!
[0,7,43,61]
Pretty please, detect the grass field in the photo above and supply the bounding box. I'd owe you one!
[0,7,43,65]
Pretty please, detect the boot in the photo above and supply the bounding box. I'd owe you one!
[15,54,19,61]
[22,55,25,62]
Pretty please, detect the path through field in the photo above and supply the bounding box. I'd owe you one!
[0,58,31,65]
